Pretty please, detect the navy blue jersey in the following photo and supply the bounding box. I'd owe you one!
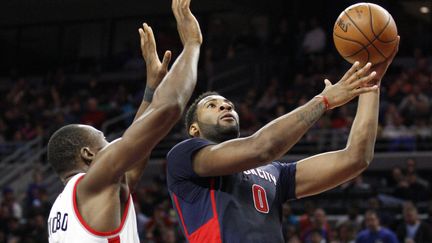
[166,138,297,243]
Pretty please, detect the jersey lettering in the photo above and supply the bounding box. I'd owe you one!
[48,212,68,235]
[252,184,269,214]
[243,169,277,185]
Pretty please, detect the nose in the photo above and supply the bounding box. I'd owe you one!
[219,103,232,111]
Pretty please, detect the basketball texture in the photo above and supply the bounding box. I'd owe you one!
[333,3,398,66]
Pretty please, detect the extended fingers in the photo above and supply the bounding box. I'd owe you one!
[172,0,184,21]
[138,25,147,48]
[161,51,172,70]
[145,24,157,52]
[341,61,360,81]
[353,84,379,95]
[349,71,377,89]
[182,0,191,15]
[347,62,372,84]
[139,23,159,61]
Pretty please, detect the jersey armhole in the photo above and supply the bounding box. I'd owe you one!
[72,175,131,237]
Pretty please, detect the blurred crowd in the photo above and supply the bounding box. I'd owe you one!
[0,13,431,243]
[0,157,431,242]
[0,16,431,157]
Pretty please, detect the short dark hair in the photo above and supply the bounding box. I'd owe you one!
[47,124,97,176]
[184,91,219,136]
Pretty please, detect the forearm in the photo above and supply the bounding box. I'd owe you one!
[295,92,380,198]
[151,44,200,111]
[133,100,150,122]
[346,89,380,165]
[252,96,326,161]
[127,96,151,190]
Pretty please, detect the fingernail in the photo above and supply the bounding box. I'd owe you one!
[372,71,376,76]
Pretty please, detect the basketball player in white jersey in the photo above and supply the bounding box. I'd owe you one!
[47,0,202,242]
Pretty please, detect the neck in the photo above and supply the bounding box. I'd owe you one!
[61,169,84,184]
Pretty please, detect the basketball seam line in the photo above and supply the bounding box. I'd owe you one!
[334,31,397,59]
[369,4,394,44]
[369,9,397,44]
[344,8,386,59]
[333,33,370,62]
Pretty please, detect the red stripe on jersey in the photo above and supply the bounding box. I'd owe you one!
[108,236,120,243]
[188,217,221,243]
[73,175,131,237]
[207,178,222,243]
[173,180,222,243]
[172,193,190,237]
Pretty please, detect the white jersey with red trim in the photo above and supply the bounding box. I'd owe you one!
[47,173,139,243]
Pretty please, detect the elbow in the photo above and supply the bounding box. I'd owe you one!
[345,144,373,172]
[159,102,182,121]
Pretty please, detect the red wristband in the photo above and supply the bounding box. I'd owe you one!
[315,95,331,110]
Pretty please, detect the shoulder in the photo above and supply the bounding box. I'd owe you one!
[167,138,214,160]
[166,138,214,179]
[357,229,369,238]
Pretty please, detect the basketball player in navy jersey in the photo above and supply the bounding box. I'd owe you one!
[47,0,202,242]
[167,38,400,242]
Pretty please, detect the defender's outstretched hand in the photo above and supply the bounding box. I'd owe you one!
[172,0,202,46]
[139,23,172,89]
[370,36,400,84]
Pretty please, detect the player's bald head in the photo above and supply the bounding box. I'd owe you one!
[47,124,103,176]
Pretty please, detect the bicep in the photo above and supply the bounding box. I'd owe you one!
[193,137,269,177]
[295,149,363,198]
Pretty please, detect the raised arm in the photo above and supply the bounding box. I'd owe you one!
[126,23,172,192]
[193,62,379,177]
[81,0,202,193]
[294,37,400,198]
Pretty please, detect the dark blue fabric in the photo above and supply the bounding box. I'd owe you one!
[167,138,298,242]
[167,138,215,234]
[356,228,399,243]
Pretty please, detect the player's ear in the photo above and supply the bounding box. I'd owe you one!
[189,123,200,137]
[80,147,95,165]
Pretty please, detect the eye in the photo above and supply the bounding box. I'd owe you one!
[207,103,216,108]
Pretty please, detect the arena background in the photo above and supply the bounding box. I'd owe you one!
[0,0,431,242]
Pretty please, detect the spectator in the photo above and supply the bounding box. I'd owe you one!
[405,158,429,188]
[80,97,106,128]
[145,204,175,243]
[396,202,432,242]
[1,188,22,220]
[302,208,332,243]
[336,205,363,233]
[333,221,356,243]
[282,202,299,241]
[302,18,326,54]
[356,210,398,243]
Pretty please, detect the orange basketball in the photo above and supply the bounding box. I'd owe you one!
[333,3,398,66]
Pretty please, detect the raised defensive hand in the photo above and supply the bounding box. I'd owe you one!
[370,36,400,85]
[172,0,202,46]
[138,23,172,89]
[319,61,378,109]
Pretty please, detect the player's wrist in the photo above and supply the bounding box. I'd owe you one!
[314,95,331,111]
[183,41,202,49]
[143,85,156,102]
